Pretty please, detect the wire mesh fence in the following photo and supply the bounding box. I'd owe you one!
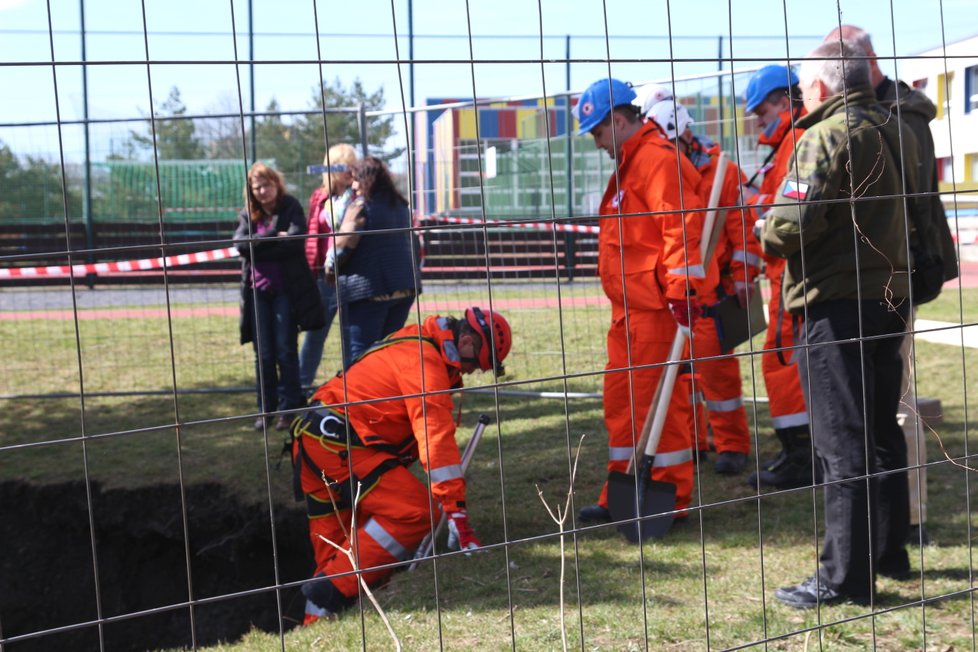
[2,1,978,650]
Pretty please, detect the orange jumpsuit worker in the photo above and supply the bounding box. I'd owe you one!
[292,307,512,624]
[644,97,762,475]
[743,65,814,489]
[574,78,714,525]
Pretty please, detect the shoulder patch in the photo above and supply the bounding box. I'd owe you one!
[782,180,809,200]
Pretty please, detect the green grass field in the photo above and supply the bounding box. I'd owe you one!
[2,283,976,650]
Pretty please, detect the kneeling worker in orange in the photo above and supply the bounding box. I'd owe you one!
[291,307,511,623]
[574,78,713,525]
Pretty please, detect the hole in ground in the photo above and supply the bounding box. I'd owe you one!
[0,480,312,651]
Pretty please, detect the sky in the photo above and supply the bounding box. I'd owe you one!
[1,0,975,162]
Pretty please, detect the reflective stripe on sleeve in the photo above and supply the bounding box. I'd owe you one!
[667,264,706,278]
[730,250,762,268]
[706,396,744,413]
[363,518,409,560]
[772,412,809,429]
[609,446,633,461]
[429,463,463,484]
[651,447,693,467]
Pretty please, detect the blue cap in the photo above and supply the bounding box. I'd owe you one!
[575,78,636,135]
[744,65,799,113]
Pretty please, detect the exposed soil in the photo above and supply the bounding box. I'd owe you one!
[0,481,312,651]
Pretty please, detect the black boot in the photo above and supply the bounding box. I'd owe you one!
[578,504,611,523]
[747,426,819,489]
[746,428,790,488]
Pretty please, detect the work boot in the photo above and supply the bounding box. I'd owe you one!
[747,426,818,489]
[746,429,788,487]
[577,504,611,523]
[714,451,747,475]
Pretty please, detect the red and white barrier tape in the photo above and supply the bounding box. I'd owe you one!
[0,246,238,279]
[423,215,599,235]
[1,215,599,279]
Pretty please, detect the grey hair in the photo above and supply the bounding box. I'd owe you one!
[798,39,871,95]
[827,25,874,57]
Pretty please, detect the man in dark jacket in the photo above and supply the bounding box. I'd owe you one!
[826,25,959,546]
[760,39,919,608]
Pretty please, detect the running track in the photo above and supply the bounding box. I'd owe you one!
[3,261,977,321]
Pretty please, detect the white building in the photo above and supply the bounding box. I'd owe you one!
[898,33,978,209]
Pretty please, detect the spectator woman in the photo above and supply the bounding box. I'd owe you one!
[328,156,421,367]
[298,143,357,388]
[234,162,323,430]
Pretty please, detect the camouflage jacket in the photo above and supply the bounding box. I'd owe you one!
[760,84,919,313]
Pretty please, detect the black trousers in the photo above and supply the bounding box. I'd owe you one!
[796,299,910,598]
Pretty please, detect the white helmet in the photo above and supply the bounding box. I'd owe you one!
[632,83,675,116]
[646,101,694,140]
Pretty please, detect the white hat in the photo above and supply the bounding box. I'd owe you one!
[646,101,694,140]
[631,83,675,116]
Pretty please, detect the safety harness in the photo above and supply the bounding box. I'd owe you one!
[289,333,444,518]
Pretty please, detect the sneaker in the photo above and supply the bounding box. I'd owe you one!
[774,575,867,609]
[714,451,747,475]
[274,415,291,431]
[577,504,611,523]
[253,417,267,431]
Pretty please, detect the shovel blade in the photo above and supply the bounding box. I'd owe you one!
[606,471,676,542]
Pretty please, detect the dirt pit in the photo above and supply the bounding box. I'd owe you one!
[1,481,312,651]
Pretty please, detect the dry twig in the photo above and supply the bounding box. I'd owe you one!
[315,473,402,651]
[535,433,587,652]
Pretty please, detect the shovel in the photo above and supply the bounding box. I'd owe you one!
[408,413,490,570]
[607,330,686,541]
[606,153,729,542]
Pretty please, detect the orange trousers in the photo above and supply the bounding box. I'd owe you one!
[598,310,694,514]
[762,267,808,430]
[297,439,435,603]
[688,314,751,454]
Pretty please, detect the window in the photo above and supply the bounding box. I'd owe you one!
[966,66,978,114]
[937,72,954,119]
[964,153,978,183]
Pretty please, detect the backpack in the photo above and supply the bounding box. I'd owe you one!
[872,112,958,304]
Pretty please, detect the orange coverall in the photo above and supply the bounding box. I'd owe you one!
[748,111,810,431]
[293,316,467,620]
[686,137,762,455]
[597,123,715,515]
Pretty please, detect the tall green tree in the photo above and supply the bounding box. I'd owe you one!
[130,86,205,160]
[254,98,297,172]
[0,141,80,221]
[257,77,400,198]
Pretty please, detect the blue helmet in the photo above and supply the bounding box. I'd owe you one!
[575,78,636,135]
[744,65,799,113]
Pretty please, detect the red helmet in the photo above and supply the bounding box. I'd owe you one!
[465,307,512,375]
